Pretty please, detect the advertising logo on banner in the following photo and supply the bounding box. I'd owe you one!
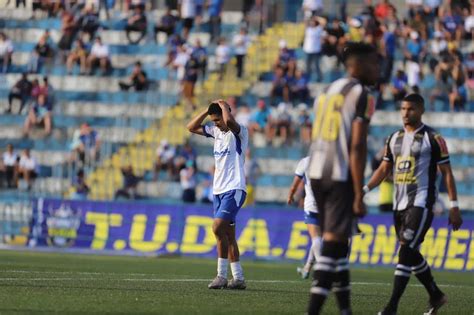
[28,199,474,271]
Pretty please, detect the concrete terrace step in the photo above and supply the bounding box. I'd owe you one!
[1,73,181,93]
[3,28,213,47]
[0,125,138,143]
[11,51,169,69]
[0,89,178,105]
[0,114,153,129]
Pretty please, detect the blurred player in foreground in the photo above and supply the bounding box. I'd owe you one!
[307,42,379,314]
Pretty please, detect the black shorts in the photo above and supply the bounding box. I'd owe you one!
[310,179,354,238]
[394,207,433,249]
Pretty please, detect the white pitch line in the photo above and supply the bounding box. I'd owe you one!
[0,277,471,289]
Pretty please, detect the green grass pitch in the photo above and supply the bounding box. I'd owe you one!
[0,250,472,314]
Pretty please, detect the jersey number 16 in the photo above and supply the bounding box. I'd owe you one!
[312,93,344,141]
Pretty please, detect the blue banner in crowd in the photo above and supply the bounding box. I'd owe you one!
[29,199,474,271]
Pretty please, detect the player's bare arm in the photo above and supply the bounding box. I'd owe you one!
[287,176,303,205]
[366,160,393,191]
[438,163,463,230]
[216,100,241,134]
[186,109,209,136]
[350,119,368,218]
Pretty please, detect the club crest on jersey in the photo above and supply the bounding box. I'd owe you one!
[410,141,421,154]
[403,229,415,241]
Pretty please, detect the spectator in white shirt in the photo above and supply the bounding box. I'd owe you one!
[405,56,421,88]
[302,0,323,20]
[1,144,19,188]
[154,140,177,180]
[235,104,251,128]
[216,37,231,79]
[303,17,324,82]
[18,149,38,190]
[232,28,251,78]
[179,0,196,39]
[173,44,190,80]
[0,32,14,73]
[86,36,111,75]
[465,10,474,39]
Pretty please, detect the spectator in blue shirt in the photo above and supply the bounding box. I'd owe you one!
[381,23,397,83]
[76,122,101,166]
[23,94,52,137]
[391,69,408,102]
[165,34,185,67]
[404,31,425,63]
[274,40,296,75]
[208,0,223,43]
[442,8,463,41]
[154,7,178,44]
[271,65,290,102]
[249,99,273,143]
[289,69,309,102]
[191,39,208,82]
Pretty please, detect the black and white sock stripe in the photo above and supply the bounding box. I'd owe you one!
[314,256,336,273]
[412,259,429,275]
[394,264,412,277]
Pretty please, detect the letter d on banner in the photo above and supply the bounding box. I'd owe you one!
[180,216,215,254]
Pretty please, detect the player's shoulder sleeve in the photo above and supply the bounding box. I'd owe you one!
[382,131,397,163]
[294,157,307,178]
[354,86,376,123]
[202,125,216,138]
[427,127,450,165]
[237,124,249,142]
[235,124,248,155]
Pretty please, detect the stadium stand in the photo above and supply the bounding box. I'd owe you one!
[0,0,473,213]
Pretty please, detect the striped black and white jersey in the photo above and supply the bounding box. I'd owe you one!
[308,77,375,181]
[383,124,450,211]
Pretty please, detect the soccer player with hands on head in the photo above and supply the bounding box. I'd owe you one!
[186,99,249,290]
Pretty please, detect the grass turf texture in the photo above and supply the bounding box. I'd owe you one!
[0,250,472,314]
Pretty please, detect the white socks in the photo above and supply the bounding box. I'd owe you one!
[311,237,322,261]
[230,261,244,280]
[217,258,244,280]
[217,258,228,278]
[305,237,322,271]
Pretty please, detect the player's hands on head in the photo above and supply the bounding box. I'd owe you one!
[448,207,463,231]
[215,99,230,111]
[353,196,367,218]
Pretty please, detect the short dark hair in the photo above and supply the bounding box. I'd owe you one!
[342,42,377,63]
[402,93,425,108]
[208,103,222,116]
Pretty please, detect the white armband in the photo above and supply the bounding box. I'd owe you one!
[363,185,370,194]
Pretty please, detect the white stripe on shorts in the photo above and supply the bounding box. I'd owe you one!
[234,190,243,207]
[410,208,428,248]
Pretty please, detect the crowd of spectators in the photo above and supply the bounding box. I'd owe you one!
[0,145,39,191]
[1,0,474,203]
[6,74,56,137]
